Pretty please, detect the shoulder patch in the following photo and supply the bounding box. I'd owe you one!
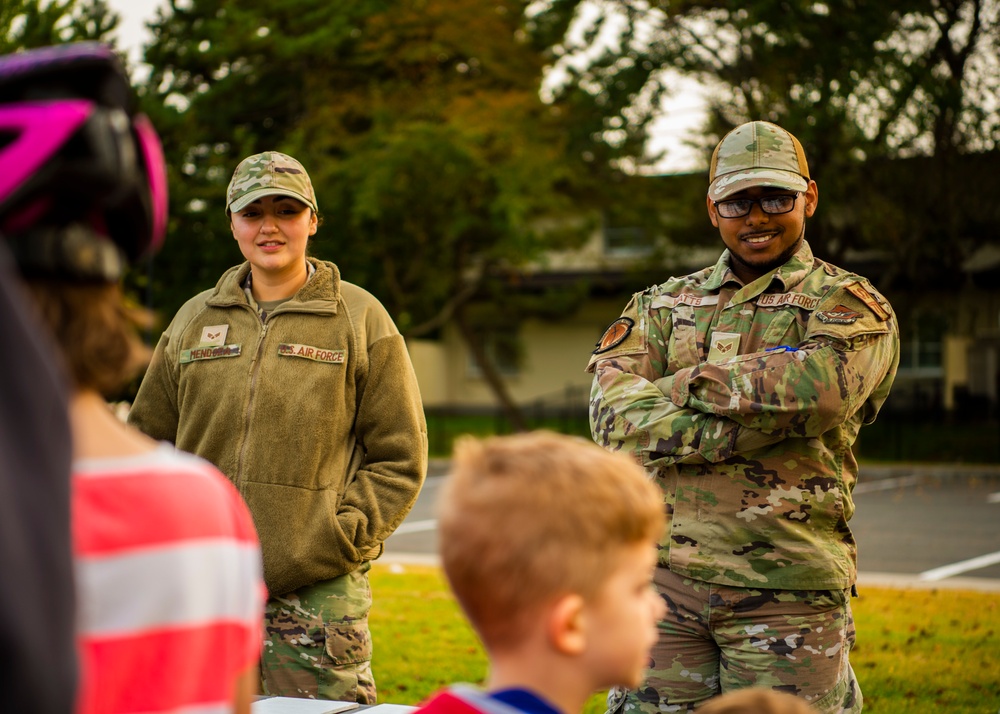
[845,282,891,321]
[593,317,635,354]
[816,305,861,324]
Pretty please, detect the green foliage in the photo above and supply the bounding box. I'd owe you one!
[424,409,1000,463]
[855,415,1000,464]
[545,0,1000,158]
[0,0,118,53]
[425,409,591,457]
[541,1,1000,287]
[369,563,1000,713]
[137,0,667,335]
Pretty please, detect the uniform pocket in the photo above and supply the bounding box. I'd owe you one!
[320,564,373,667]
[322,620,372,666]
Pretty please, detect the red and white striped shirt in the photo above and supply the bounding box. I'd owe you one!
[73,445,265,714]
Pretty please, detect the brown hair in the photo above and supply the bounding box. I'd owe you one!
[438,431,664,651]
[23,278,151,397]
[697,689,817,714]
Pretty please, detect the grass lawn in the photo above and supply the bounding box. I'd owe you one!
[368,562,1000,714]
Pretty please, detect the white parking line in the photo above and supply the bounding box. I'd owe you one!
[390,519,437,536]
[918,551,1000,581]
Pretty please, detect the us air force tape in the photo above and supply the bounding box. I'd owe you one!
[593,317,634,354]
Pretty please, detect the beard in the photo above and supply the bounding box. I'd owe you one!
[731,229,804,278]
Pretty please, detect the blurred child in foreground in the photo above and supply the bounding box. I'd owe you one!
[417,431,667,714]
[0,42,265,713]
[697,688,818,713]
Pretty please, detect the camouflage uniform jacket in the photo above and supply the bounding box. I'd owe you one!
[587,240,899,590]
[129,258,428,596]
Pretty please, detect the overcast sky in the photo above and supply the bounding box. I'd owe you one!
[106,0,163,65]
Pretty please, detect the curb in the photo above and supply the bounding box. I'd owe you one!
[858,463,1000,480]
[428,461,1000,480]
[377,554,1000,594]
[856,571,1000,593]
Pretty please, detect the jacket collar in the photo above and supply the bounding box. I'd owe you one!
[207,257,341,312]
[703,239,815,293]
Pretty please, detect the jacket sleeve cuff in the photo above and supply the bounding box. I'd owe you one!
[666,367,694,407]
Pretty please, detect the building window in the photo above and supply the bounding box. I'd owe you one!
[603,225,653,257]
[467,329,520,378]
[899,339,943,371]
[897,309,946,378]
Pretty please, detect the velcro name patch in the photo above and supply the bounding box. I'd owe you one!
[278,343,346,364]
[180,344,242,364]
[651,294,720,309]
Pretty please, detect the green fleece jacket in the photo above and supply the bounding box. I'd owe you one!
[128,258,427,596]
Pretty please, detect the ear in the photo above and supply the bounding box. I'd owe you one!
[309,211,318,236]
[706,194,720,228]
[548,594,587,656]
[803,180,819,218]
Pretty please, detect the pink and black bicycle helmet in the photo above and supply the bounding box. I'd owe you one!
[0,42,167,280]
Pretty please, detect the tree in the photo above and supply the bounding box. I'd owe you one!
[139,0,668,426]
[0,0,119,54]
[538,0,1000,288]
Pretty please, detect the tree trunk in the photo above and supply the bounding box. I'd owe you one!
[454,304,528,433]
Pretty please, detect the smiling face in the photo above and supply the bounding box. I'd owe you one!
[706,181,818,284]
[230,194,317,280]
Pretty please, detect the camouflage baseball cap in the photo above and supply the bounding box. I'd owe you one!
[708,121,810,200]
[226,151,317,214]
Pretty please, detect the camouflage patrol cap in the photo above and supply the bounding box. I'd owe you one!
[226,151,317,214]
[708,121,810,200]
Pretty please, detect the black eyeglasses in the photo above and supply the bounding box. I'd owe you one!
[714,193,800,219]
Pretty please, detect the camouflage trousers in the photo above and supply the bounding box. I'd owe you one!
[608,567,862,714]
[261,562,376,703]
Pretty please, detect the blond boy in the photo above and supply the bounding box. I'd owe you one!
[697,688,818,714]
[417,431,667,714]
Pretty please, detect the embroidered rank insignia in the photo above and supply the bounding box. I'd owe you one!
[816,305,862,324]
[199,324,229,346]
[593,317,635,354]
[708,331,741,362]
[845,282,891,321]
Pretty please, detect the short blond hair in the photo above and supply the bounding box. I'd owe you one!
[438,431,664,651]
[697,689,817,714]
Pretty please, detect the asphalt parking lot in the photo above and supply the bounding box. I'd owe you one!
[384,462,1000,592]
